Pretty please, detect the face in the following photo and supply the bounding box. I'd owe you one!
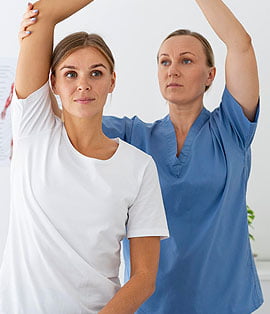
[158,35,215,108]
[51,47,116,119]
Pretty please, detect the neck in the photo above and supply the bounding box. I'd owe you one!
[168,101,204,157]
[169,102,203,134]
[63,113,108,154]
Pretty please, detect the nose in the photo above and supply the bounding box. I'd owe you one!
[168,63,180,77]
[77,77,91,91]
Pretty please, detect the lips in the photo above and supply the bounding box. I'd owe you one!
[167,83,183,88]
[74,97,95,104]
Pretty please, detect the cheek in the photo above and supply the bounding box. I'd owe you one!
[56,84,74,105]
[189,69,208,85]
[158,77,165,96]
[101,80,115,95]
[158,70,166,88]
[52,78,63,95]
[57,82,75,96]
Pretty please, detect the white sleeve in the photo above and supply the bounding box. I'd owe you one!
[126,158,169,240]
[11,81,56,141]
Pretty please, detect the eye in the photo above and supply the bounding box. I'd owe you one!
[182,58,192,65]
[160,60,170,66]
[65,71,77,78]
[90,70,102,78]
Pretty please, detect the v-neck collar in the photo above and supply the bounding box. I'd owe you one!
[162,107,210,174]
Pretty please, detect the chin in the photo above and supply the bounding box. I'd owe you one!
[167,97,185,105]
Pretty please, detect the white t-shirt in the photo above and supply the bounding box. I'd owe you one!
[0,82,169,314]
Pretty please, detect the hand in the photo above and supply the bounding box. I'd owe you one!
[18,2,38,41]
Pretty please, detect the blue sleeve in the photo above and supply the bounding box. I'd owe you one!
[211,87,259,150]
[102,116,135,143]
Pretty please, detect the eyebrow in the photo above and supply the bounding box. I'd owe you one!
[159,51,196,58]
[59,63,107,71]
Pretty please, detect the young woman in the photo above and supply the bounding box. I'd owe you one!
[20,0,263,313]
[0,1,169,313]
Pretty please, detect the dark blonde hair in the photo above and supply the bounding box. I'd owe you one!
[51,32,115,75]
[158,29,215,91]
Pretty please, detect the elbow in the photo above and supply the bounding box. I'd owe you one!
[148,282,156,298]
[133,272,157,301]
[144,277,156,300]
[31,1,60,25]
[228,31,254,54]
[239,32,254,53]
[244,32,253,49]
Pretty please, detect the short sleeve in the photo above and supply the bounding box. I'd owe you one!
[126,158,169,240]
[102,116,134,143]
[11,81,56,141]
[211,87,259,150]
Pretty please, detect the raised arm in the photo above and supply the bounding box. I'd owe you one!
[195,0,259,121]
[15,0,94,99]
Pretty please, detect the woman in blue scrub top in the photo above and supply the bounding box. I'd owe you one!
[22,0,263,313]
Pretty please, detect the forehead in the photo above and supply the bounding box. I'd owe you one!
[59,46,110,68]
[159,35,205,57]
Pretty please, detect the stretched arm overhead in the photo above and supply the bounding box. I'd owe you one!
[195,0,259,121]
[15,0,94,99]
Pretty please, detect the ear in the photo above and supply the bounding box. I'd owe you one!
[205,67,216,87]
[50,73,59,95]
[109,72,116,93]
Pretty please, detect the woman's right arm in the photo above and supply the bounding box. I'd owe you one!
[15,0,94,100]
[195,0,259,121]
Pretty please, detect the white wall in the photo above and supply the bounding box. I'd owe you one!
[0,0,269,261]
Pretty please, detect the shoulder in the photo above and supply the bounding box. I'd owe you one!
[117,139,159,180]
[12,80,51,114]
[14,81,50,102]
[209,87,259,149]
[118,138,153,164]
[211,86,259,120]
[11,80,59,142]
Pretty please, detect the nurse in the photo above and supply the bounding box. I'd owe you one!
[21,0,263,313]
[106,2,263,311]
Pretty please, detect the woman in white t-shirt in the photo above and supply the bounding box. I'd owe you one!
[0,1,169,313]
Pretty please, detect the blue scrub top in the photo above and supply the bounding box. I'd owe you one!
[103,87,263,314]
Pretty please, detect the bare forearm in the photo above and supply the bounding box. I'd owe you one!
[99,273,155,314]
[33,0,95,25]
[195,0,251,50]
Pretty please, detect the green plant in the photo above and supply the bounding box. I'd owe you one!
[247,205,255,241]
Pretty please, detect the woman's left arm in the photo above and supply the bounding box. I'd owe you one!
[196,0,259,121]
[99,237,160,314]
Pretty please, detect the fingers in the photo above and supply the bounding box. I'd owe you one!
[23,3,38,21]
[19,30,32,40]
[19,2,39,41]
[27,2,34,10]
[20,15,37,31]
